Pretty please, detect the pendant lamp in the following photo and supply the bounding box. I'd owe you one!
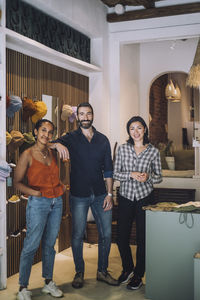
[165,77,181,102]
[171,83,181,102]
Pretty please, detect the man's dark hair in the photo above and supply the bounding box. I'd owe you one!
[77,102,93,115]
[126,116,149,145]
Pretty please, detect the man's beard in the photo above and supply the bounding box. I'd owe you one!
[79,119,93,129]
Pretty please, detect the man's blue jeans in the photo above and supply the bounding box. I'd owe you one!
[19,195,63,287]
[70,193,112,273]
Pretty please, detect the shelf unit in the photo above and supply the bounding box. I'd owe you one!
[0,0,101,289]
[5,28,101,75]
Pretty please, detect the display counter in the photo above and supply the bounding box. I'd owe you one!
[145,210,200,300]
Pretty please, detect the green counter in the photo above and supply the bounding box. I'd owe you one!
[145,210,200,300]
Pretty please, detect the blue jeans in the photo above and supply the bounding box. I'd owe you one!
[70,193,112,273]
[19,195,63,287]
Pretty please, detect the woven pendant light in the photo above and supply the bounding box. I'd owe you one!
[171,83,181,102]
[186,38,200,88]
[165,79,181,102]
[165,79,175,100]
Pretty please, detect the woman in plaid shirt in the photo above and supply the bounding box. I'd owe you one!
[113,116,162,290]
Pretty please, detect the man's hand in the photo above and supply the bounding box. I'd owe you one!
[103,194,113,211]
[49,143,70,160]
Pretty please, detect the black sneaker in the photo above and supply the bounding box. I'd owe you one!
[118,270,134,284]
[72,272,84,289]
[127,274,142,290]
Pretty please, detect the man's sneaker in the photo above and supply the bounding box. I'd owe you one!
[127,274,143,290]
[96,271,119,286]
[17,288,32,300]
[42,281,63,297]
[118,270,134,284]
[72,272,84,289]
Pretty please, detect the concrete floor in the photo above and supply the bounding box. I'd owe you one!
[0,243,149,300]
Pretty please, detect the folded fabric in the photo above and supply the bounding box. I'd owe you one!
[173,201,200,213]
[143,201,200,213]
[8,130,24,152]
[22,97,37,121]
[61,104,73,121]
[23,132,35,144]
[6,131,12,145]
[31,101,47,123]
[20,195,29,200]
[6,95,22,118]
[143,202,179,212]
[8,195,20,203]
[174,201,200,208]
[6,96,10,108]
[19,132,35,152]
[69,106,77,123]
[0,160,11,181]
[10,230,21,237]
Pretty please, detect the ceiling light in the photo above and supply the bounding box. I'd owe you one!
[114,4,125,15]
[165,79,181,102]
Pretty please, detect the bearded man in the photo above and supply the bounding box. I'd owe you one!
[52,102,118,289]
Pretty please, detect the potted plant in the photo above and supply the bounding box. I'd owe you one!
[164,140,175,170]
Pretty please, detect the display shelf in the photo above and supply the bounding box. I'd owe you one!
[5,28,101,76]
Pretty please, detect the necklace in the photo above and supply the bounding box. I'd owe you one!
[36,146,49,159]
[40,150,48,159]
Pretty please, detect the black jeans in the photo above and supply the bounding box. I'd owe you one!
[117,193,152,278]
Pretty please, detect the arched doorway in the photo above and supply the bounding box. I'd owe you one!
[149,72,195,173]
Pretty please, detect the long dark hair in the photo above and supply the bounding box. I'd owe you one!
[33,119,55,138]
[126,116,149,145]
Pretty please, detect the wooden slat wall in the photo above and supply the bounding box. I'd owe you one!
[6,48,89,108]
[6,48,89,276]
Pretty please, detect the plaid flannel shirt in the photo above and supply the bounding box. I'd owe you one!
[113,143,162,201]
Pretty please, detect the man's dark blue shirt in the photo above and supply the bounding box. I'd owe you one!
[56,127,113,197]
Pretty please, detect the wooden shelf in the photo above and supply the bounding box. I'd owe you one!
[5,28,101,75]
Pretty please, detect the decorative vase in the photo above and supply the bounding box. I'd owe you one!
[165,156,175,170]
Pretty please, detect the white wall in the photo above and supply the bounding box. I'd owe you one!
[139,38,198,121]
[108,15,200,194]
[120,44,139,143]
[108,13,200,148]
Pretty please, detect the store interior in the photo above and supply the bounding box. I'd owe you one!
[1,1,200,300]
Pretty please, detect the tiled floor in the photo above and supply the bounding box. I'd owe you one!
[0,243,149,299]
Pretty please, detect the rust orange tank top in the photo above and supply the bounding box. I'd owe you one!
[27,152,64,198]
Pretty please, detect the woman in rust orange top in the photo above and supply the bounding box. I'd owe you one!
[14,119,65,300]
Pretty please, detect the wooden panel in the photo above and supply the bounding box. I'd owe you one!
[107,3,200,22]
[6,48,89,105]
[6,48,89,276]
[86,220,137,245]
[153,188,195,204]
[101,0,161,8]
